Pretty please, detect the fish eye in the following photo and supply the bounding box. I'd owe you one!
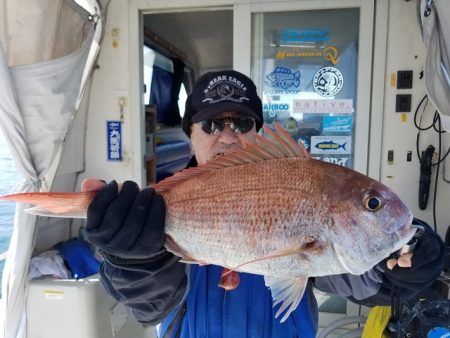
[363,196,383,212]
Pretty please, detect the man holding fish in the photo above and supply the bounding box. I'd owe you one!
[82,70,445,337]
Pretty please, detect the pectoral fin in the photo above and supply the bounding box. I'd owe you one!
[264,276,308,323]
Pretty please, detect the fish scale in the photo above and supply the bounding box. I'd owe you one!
[162,159,340,275]
[0,123,415,322]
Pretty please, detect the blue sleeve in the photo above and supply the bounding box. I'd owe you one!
[99,249,188,325]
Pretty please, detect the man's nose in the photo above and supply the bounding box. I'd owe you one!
[218,125,239,144]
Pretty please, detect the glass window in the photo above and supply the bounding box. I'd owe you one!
[252,8,359,168]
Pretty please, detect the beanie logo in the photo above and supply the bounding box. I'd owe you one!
[202,76,250,104]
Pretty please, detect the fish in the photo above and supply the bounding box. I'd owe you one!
[0,123,415,322]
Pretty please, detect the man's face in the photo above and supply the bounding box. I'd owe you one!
[190,111,258,165]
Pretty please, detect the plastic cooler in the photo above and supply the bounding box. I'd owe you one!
[27,275,156,338]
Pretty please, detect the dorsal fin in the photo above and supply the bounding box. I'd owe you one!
[152,122,310,192]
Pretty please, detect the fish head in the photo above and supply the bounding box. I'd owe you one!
[326,168,415,275]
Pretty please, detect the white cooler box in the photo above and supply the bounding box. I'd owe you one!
[27,275,156,338]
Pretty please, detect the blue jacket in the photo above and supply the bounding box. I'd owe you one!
[157,264,317,338]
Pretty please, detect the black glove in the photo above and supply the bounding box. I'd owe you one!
[86,180,167,261]
[378,219,446,292]
[85,180,188,325]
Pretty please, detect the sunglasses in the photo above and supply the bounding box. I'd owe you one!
[199,116,256,135]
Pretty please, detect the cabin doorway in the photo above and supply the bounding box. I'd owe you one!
[141,10,233,184]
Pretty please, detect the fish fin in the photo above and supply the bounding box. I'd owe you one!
[0,191,94,218]
[165,235,208,265]
[151,122,309,192]
[265,276,308,322]
[228,240,323,272]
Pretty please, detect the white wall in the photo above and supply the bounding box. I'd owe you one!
[81,0,449,237]
[377,0,450,237]
[79,0,137,185]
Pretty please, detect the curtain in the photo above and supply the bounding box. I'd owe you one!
[420,0,450,132]
[150,58,185,126]
[0,1,103,337]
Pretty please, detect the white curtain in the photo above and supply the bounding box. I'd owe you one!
[0,1,103,337]
[420,0,450,132]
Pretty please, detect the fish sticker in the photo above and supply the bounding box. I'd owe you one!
[310,136,352,155]
[265,66,301,90]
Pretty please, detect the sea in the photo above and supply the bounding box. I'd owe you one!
[0,130,23,290]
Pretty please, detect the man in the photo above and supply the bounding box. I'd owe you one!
[82,70,445,337]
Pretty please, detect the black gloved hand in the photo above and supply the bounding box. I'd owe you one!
[85,180,167,261]
[378,219,446,292]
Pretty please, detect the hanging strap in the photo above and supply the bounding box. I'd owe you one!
[163,302,187,338]
[387,286,402,334]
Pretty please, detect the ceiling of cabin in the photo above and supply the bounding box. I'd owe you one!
[143,10,233,73]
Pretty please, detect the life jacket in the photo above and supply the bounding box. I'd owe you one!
[157,264,317,338]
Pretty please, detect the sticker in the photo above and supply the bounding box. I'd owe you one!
[276,46,339,65]
[284,117,298,135]
[310,136,352,155]
[313,67,344,97]
[293,99,353,114]
[107,121,122,161]
[297,115,322,135]
[322,116,353,133]
[264,66,301,92]
[312,156,352,168]
[323,46,339,65]
[390,73,396,87]
[45,290,64,300]
[263,103,290,118]
[275,29,330,45]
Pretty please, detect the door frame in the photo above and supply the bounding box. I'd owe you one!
[128,0,378,183]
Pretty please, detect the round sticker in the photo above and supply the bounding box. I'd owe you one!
[313,67,344,97]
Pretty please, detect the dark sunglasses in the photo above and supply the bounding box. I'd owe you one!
[199,116,256,135]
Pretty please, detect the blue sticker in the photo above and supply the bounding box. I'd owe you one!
[265,67,301,90]
[263,103,290,118]
[279,29,329,44]
[310,136,352,155]
[323,116,353,133]
[107,121,122,161]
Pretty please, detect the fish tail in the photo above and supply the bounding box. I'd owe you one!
[0,191,96,218]
[341,142,347,151]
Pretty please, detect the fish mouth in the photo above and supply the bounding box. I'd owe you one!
[390,215,416,253]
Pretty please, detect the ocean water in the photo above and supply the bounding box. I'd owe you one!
[0,131,23,284]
